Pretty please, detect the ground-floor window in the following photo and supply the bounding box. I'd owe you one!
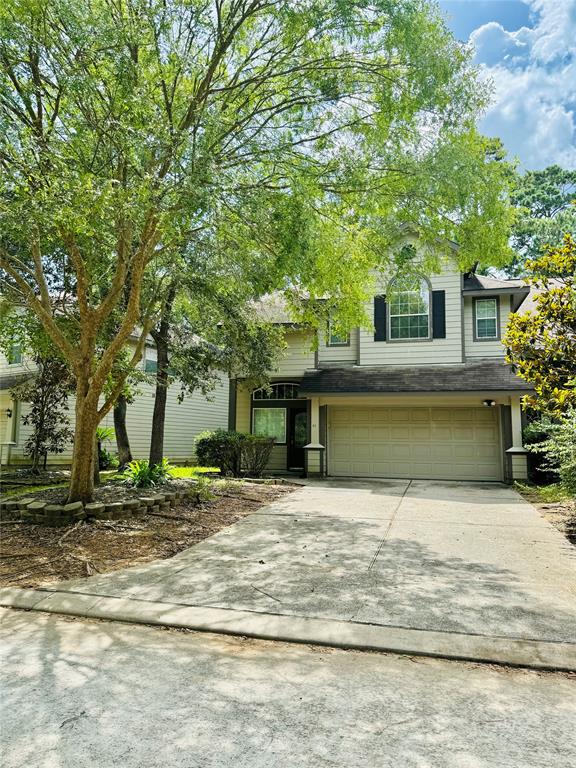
[252,407,286,444]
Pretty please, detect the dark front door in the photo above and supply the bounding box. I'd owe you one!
[288,407,308,470]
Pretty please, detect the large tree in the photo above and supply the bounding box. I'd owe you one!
[0,0,514,501]
[507,165,576,276]
[504,235,576,414]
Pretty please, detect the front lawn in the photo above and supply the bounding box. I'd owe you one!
[169,466,219,478]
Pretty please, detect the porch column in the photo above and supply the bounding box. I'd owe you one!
[0,395,16,467]
[506,395,528,481]
[310,397,320,443]
[304,397,324,476]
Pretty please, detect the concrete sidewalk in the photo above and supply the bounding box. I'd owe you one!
[3,609,575,768]
[1,479,575,669]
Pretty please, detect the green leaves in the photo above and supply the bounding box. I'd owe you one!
[0,0,516,407]
[508,165,576,277]
[505,235,576,414]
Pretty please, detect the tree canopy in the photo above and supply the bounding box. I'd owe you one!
[504,235,576,414]
[507,165,576,277]
[0,0,515,500]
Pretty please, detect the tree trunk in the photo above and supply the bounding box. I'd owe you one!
[113,394,133,468]
[149,329,170,466]
[149,284,176,466]
[67,382,98,503]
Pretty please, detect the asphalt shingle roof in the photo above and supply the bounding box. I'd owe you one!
[300,360,531,394]
[462,274,526,292]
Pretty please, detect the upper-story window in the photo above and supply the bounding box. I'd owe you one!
[388,275,430,340]
[327,321,350,347]
[7,345,22,365]
[253,383,300,400]
[145,358,157,373]
[474,298,499,340]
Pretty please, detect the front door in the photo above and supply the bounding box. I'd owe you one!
[288,408,308,470]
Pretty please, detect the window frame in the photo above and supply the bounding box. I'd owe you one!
[252,383,300,400]
[251,407,287,444]
[473,297,500,342]
[144,358,158,373]
[326,321,350,348]
[7,345,22,365]
[387,275,432,343]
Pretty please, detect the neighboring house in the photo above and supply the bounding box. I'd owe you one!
[229,255,532,482]
[0,341,229,467]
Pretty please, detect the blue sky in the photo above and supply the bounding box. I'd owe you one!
[438,0,576,170]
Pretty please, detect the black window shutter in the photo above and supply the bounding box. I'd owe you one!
[432,290,446,339]
[374,295,387,341]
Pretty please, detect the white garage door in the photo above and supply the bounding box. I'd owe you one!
[328,406,502,481]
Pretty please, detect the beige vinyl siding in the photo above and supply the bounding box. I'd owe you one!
[0,350,30,380]
[359,269,463,366]
[273,330,315,376]
[317,328,358,366]
[266,445,288,471]
[10,376,229,465]
[464,296,509,359]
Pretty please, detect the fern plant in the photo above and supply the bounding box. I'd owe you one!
[122,458,173,488]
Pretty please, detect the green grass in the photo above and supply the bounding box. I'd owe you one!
[169,466,220,478]
[1,465,218,497]
[2,482,68,498]
[515,482,574,504]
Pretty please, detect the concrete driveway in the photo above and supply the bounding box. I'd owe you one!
[33,479,576,645]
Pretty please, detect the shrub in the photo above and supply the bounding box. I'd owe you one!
[193,475,216,502]
[242,435,275,478]
[526,411,576,494]
[194,430,275,477]
[96,426,117,470]
[122,458,173,488]
[195,429,246,477]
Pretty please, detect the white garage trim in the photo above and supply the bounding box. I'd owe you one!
[327,405,502,482]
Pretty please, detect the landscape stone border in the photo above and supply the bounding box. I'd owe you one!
[0,489,188,527]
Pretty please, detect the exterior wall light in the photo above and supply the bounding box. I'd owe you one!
[482,400,496,407]
[5,408,12,418]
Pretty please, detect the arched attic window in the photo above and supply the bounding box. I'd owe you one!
[387,274,431,340]
[252,383,300,400]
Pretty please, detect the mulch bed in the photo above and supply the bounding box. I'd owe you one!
[0,482,293,589]
[519,492,576,547]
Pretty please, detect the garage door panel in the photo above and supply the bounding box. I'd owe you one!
[476,426,499,441]
[410,409,430,422]
[389,409,411,422]
[328,406,501,481]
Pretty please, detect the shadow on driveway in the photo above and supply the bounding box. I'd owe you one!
[44,480,576,644]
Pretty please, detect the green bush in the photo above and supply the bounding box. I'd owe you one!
[195,429,246,477]
[193,475,216,502]
[526,411,576,494]
[96,426,118,470]
[242,434,275,477]
[194,430,275,477]
[122,458,173,488]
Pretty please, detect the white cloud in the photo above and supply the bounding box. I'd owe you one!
[470,0,576,169]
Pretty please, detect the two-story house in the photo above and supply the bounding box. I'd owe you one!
[229,255,531,483]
